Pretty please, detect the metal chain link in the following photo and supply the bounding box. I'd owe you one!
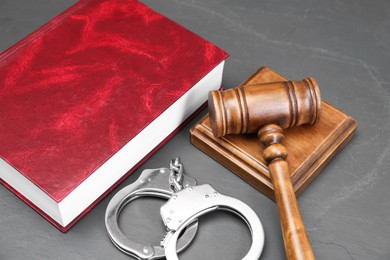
[169,157,184,192]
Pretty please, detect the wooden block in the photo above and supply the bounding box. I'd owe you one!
[190,67,357,201]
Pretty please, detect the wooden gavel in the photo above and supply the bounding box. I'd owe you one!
[208,78,320,260]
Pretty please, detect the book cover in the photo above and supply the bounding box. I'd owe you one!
[0,0,228,231]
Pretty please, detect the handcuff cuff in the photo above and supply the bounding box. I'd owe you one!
[105,158,265,260]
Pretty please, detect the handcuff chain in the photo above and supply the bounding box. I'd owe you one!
[161,157,187,248]
[169,157,184,192]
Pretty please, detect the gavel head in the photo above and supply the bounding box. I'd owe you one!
[208,78,321,137]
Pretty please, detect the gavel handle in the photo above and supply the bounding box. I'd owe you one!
[259,124,315,260]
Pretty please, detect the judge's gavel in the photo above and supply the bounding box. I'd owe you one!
[208,78,320,260]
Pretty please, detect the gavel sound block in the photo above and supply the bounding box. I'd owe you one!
[190,67,357,200]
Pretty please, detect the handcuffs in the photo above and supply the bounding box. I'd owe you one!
[105,158,265,260]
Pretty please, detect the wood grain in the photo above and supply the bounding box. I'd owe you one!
[190,67,357,200]
[208,78,321,136]
[259,124,315,259]
[208,68,321,258]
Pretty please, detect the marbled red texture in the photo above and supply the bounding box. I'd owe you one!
[0,0,228,202]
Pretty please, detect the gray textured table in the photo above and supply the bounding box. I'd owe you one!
[1,0,389,259]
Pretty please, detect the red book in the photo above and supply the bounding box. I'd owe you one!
[0,0,228,232]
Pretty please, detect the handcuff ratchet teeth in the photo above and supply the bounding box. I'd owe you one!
[105,160,197,260]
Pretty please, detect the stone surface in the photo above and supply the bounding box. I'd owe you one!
[1,0,389,259]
